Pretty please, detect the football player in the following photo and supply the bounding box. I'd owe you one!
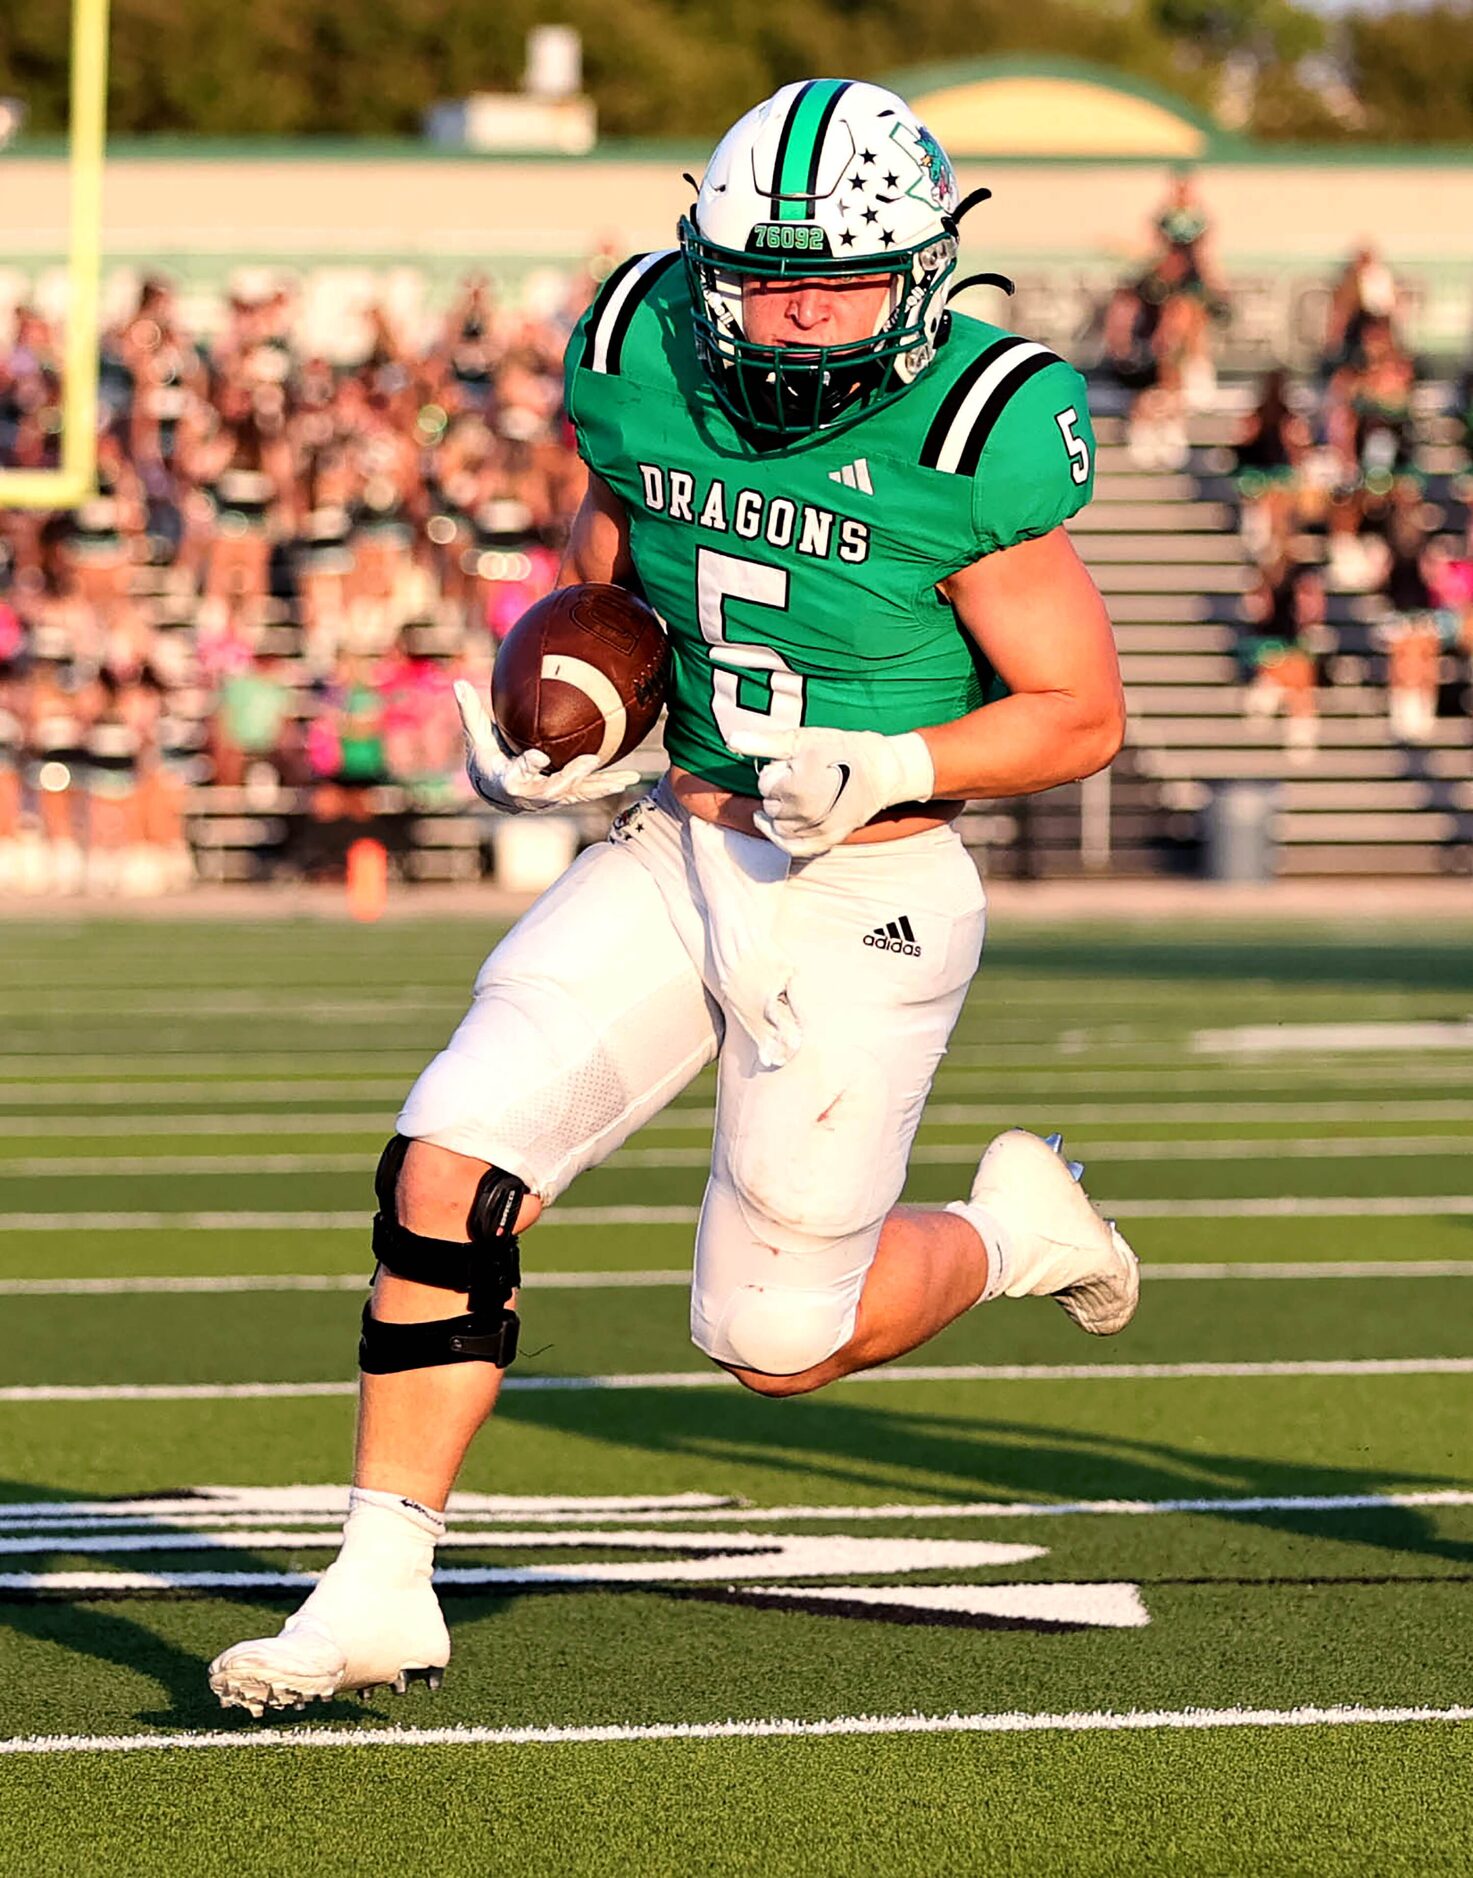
[210,78,1137,1714]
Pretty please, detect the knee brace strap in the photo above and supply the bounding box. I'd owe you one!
[371,1134,524,1295]
[358,1301,520,1375]
[366,1134,525,1373]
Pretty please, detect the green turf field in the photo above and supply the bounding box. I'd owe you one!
[1,913,1470,1876]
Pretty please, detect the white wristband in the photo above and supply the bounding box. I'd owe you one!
[889,730,936,805]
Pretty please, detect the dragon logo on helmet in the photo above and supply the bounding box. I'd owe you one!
[892,120,958,212]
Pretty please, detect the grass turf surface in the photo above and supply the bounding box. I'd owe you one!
[7,1727,1472,1878]
[0,914,1470,1874]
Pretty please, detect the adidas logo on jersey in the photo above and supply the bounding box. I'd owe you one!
[828,458,874,495]
[863,915,921,958]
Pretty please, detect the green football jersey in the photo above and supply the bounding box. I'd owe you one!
[565,252,1096,794]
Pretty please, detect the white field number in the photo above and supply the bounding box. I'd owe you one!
[1056,405,1091,485]
[696,546,806,743]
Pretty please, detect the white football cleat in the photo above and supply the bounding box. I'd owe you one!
[208,1567,449,1717]
[958,1128,1140,1336]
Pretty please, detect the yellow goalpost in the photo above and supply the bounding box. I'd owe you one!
[0,0,110,510]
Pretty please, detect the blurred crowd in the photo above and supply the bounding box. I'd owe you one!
[0,269,592,892]
[1103,171,1232,469]
[1225,250,1473,761]
[1099,178,1472,763]
[3,210,1472,892]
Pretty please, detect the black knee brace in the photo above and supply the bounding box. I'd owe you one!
[359,1134,526,1375]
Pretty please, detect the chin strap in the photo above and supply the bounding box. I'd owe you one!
[945,186,994,232]
[951,271,1016,298]
[941,189,1014,299]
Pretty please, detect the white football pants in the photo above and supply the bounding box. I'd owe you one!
[398,779,986,1372]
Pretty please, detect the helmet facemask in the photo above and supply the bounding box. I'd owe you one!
[680,221,957,439]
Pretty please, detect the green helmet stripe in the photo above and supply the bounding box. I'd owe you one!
[773,79,848,220]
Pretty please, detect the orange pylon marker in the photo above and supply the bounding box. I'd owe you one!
[346,837,388,922]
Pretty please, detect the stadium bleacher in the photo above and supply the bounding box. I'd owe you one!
[964,376,1472,879]
[2,264,1469,892]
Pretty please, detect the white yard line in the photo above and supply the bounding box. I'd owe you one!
[3,1703,1471,1757]
[1194,1020,1473,1055]
[1118,1197,1473,1218]
[2,1488,1468,1529]
[501,1099,1473,1131]
[1133,1259,1473,1279]
[3,1357,1471,1404]
[935,1062,1473,1085]
[619,1138,1472,1170]
[0,1207,701,1233]
[0,993,458,1017]
[1004,1137,1473,1162]
[4,1135,1471,1177]
[0,1270,687,1296]
[2,1259,1471,1298]
[0,1114,390,1139]
[5,1061,1472,1108]
[0,1056,425,1073]
[920,1102,1473,1125]
[0,1492,735,1525]
[0,1154,372,1177]
[5,1112,1453,1146]
[0,1042,1466,1078]
[4,1196,1473,1234]
[605,1487,1473,1524]
[0,1083,408,1106]
[493,1101,1473,1131]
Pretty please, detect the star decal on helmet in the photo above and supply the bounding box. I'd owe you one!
[838,231,855,248]
[878,228,895,247]
[849,172,864,190]
[883,172,899,189]
[859,149,876,165]
[862,207,878,224]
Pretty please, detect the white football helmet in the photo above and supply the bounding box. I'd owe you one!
[679,79,972,437]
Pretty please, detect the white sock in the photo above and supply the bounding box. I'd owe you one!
[332,1487,445,1585]
[945,1199,1013,1305]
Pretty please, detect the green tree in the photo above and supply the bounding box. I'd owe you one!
[4,0,1473,145]
[1347,2,1473,142]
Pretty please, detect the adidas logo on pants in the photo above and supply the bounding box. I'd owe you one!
[863,915,922,958]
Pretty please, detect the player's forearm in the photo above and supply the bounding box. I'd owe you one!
[918,691,1126,802]
[556,470,633,587]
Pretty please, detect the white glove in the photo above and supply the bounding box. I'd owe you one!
[727,726,935,858]
[454,679,641,814]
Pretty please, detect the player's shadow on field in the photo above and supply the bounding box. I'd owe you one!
[500,1390,1473,1567]
[0,1486,375,1728]
[3,1382,1470,1723]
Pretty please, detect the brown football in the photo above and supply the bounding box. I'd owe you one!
[491,583,670,772]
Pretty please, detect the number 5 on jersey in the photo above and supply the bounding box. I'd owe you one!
[697,546,807,744]
[1056,406,1090,486]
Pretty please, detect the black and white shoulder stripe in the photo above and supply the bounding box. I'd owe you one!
[920,336,1063,476]
[578,249,681,377]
